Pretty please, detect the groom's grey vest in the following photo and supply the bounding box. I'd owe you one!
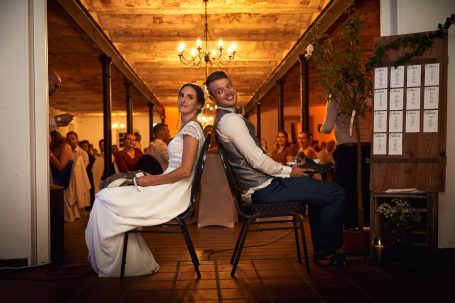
[215,109,271,192]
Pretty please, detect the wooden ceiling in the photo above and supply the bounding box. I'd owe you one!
[48,0,330,114]
[48,0,380,117]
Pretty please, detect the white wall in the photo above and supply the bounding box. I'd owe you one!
[381,0,455,248]
[68,112,159,150]
[0,0,49,264]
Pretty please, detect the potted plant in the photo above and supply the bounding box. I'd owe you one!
[306,8,372,254]
[376,198,421,252]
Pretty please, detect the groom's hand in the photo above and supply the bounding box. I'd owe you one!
[290,165,313,177]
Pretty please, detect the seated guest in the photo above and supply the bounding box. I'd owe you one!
[115,133,143,172]
[318,140,335,164]
[206,71,345,265]
[145,123,170,171]
[112,144,119,154]
[271,130,295,164]
[134,132,142,150]
[294,131,318,161]
[49,130,74,189]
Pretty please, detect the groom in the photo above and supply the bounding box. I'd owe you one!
[205,71,346,265]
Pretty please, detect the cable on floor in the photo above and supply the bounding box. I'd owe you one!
[203,231,293,260]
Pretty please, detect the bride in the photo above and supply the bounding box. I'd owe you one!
[85,83,205,277]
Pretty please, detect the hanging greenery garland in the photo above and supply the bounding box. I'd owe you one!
[366,14,455,70]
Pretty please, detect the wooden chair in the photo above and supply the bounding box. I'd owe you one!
[120,134,211,280]
[216,137,311,276]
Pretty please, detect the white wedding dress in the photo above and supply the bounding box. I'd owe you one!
[85,121,204,277]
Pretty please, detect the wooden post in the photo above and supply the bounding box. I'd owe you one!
[255,102,261,140]
[100,54,114,178]
[299,54,310,132]
[148,101,155,143]
[277,80,284,131]
[125,80,133,134]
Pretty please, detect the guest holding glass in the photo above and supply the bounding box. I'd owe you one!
[85,83,205,277]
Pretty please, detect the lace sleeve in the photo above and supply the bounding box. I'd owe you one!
[181,121,203,141]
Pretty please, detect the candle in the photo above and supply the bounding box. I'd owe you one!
[373,238,385,264]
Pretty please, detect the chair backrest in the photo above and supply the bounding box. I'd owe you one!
[190,133,211,204]
[134,154,163,175]
[215,136,247,218]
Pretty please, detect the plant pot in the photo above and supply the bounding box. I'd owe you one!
[343,228,370,256]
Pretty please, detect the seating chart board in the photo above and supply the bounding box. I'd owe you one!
[370,32,447,192]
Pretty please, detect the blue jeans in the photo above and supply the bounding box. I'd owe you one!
[251,177,345,253]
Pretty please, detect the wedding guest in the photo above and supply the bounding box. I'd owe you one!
[271,130,295,164]
[294,131,318,161]
[144,123,171,171]
[49,131,73,189]
[66,131,89,169]
[134,132,142,150]
[319,96,372,229]
[115,133,143,172]
[48,68,73,131]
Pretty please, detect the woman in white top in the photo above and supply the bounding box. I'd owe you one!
[85,83,205,277]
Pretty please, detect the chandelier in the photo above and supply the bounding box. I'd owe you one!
[178,0,236,67]
[198,102,217,128]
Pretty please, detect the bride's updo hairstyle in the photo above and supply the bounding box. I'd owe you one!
[179,83,205,115]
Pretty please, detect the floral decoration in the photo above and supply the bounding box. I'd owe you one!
[376,199,421,230]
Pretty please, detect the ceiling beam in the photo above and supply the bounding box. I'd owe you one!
[244,0,352,114]
[56,0,164,114]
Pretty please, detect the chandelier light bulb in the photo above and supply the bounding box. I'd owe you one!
[196,39,202,49]
[191,48,197,57]
[178,42,185,54]
[218,39,223,49]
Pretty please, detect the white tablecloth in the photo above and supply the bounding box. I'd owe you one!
[198,153,238,228]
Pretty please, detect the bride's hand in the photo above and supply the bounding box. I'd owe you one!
[135,175,154,187]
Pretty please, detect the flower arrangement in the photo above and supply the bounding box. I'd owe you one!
[376,199,421,230]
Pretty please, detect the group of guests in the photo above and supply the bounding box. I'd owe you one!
[113,123,171,176]
[270,130,336,166]
[50,131,97,221]
[84,72,346,278]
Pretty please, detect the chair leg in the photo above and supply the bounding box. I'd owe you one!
[177,220,201,278]
[120,232,129,280]
[231,217,254,276]
[293,216,302,263]
[230,220,249,264]
[297,215,310,274]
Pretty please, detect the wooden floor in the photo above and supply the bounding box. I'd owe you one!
[1,211,454,303]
